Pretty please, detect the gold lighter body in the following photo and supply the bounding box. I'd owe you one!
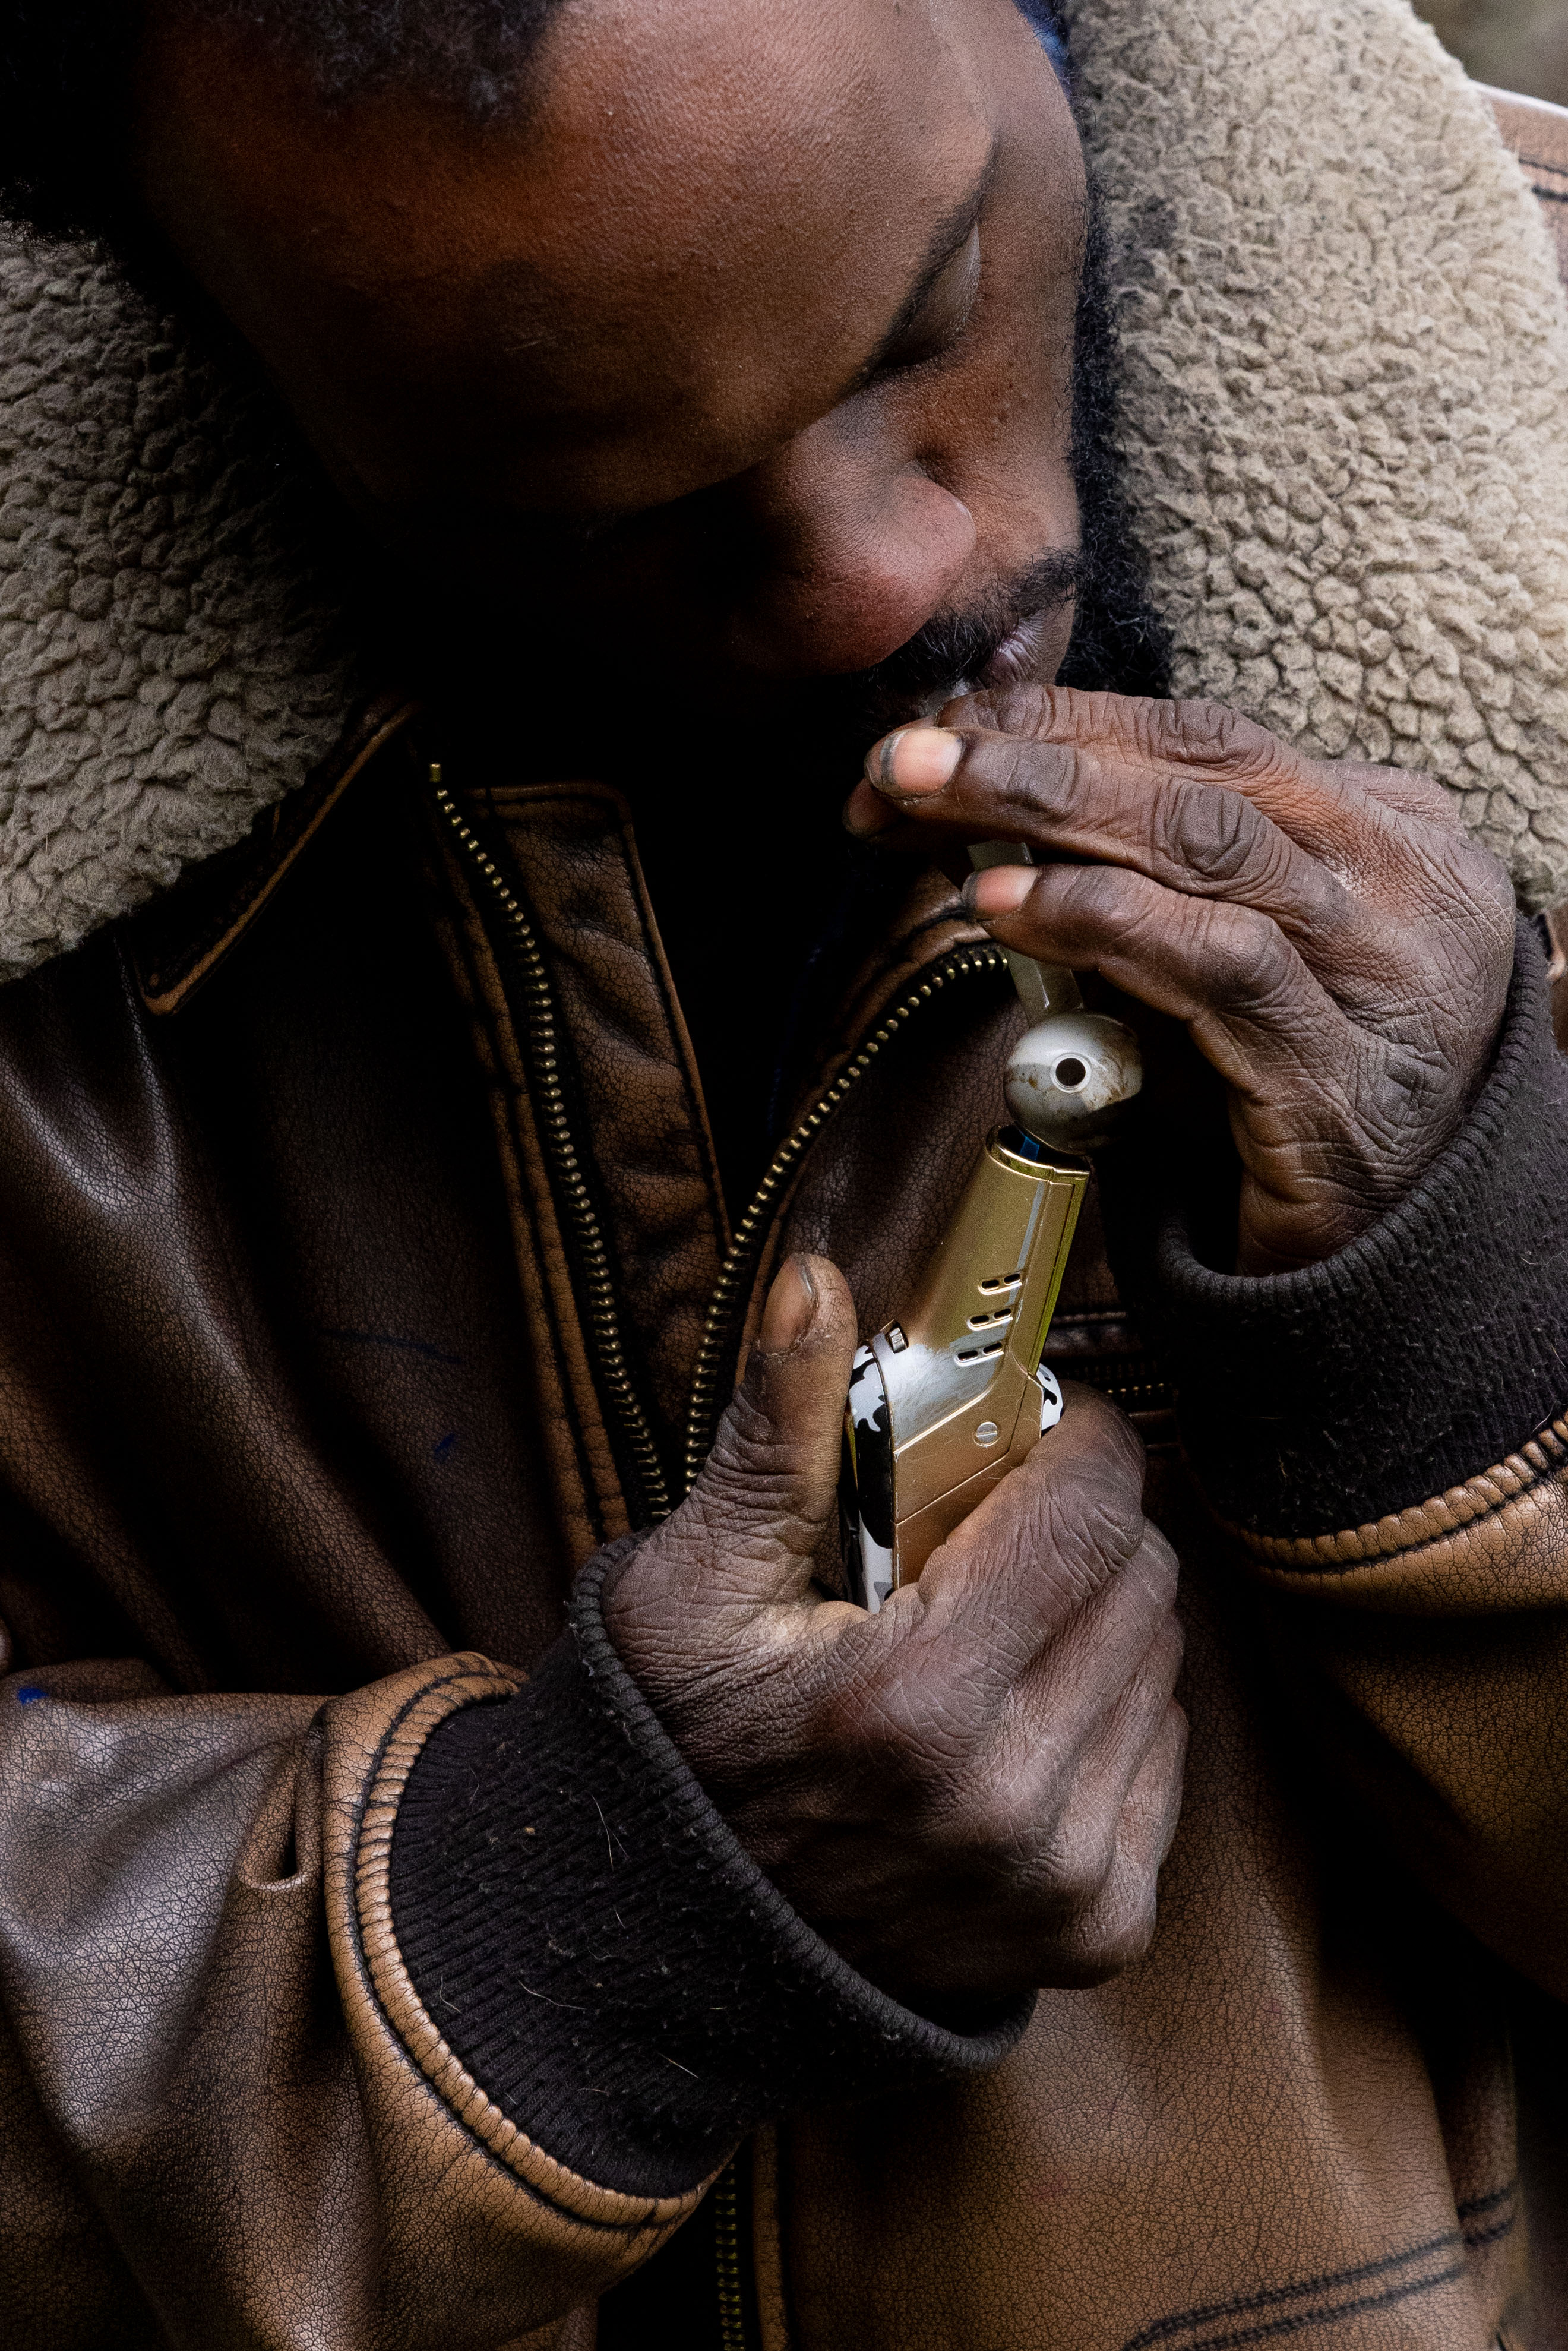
[842,1132,1088,1607]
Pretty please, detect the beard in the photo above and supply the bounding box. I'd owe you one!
[405,137,1169,802]
[811,546,1088,752]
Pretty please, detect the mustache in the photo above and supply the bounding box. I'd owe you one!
[852,547,1085,727]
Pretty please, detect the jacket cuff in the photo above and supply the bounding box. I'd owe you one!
[387,1537,1030,2202]
[1117,921,1568,1538]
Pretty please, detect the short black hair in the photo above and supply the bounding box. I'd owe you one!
[0,1,571,246]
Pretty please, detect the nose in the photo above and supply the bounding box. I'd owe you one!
[724,412,978,675]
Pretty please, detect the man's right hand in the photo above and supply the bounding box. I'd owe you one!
[602,1255,1186,2003]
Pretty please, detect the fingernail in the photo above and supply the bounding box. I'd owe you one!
[866,727,963,798]
[760,1256,817,1353]
[962,865,1035,921]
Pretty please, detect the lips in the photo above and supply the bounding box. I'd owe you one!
[908,610,1053,719]
[981,606,1053,688]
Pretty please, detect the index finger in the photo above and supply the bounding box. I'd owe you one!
[846,684,1432,890]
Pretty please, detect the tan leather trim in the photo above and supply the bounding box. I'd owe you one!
[1231,1417,1568,1612]
[331,1652,706,2239]
[137,695,419,1014]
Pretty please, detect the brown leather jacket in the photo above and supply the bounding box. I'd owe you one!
[0,700,1560,2351]
[1,78,1567,2351]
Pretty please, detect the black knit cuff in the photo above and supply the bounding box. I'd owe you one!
[1115,922,1568,1537]
[386,1537,1030,2201]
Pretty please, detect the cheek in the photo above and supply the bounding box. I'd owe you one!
[890,191,1083,568]
[894,317,1080,598]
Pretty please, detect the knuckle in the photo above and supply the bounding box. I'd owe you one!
[1158,783,1268,887]
[1049,1407,1149,1526]
[1195,899,1295,1003]
[1043,1807,1121,1912]
[1035,1481,1147,1609]
[1461,845,1519,940]
[992,733,1085,824]
[1073,1878,1161,1980]
[1155,697,1279,776]
[979,681,1057,740]
[837,1669,971,1801]
[1137,1528,1182,1612]
[1045,862,1140,948]
[964,1778,1052,1873]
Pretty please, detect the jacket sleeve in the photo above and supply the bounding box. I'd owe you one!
[1106,917,1568,1998]
[0,1617,1026,2348]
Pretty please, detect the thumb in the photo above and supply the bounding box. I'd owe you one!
[666,1253,858,1610]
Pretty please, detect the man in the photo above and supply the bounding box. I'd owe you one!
[0,0,1565,2344]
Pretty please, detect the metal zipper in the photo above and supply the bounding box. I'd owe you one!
[713,2161,749,2351]
[437,759,1004,2351]
[433,769,674,1524]
[693,944,1007,2350]
[682,941,1009,1494]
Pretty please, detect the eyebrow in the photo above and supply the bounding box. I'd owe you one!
[846,143,1000,393]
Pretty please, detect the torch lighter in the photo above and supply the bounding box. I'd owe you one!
[841,849,1143,1610]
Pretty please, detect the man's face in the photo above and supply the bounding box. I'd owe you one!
[135,0,1087,738]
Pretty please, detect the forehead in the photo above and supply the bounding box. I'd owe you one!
[138,0,1073,511]
[453,0,995,489]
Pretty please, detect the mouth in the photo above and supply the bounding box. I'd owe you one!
[903,608,1054,721]
[979,606,1056,690]
[836,548,1084,744]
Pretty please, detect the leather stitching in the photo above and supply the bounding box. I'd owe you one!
[479,782,725,1239]
[132,698,419,1013]
[466,785,657,1524]
[1119,2195,1513,2351]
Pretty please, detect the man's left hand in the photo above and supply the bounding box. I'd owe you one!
[845,687,1518,1274]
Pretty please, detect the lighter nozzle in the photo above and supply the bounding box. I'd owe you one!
[1004,1011,1143,1151]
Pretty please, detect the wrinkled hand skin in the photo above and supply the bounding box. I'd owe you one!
[846,687,1519,1275]
[603,1256,1186,2002]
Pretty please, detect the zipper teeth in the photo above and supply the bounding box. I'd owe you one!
[713,2163,748,2351]
[435,779,674,1523]
[698,944,1003,2351]
[682,943,1008,1494]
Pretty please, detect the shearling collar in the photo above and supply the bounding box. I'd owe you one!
[1,0,1566,988]
[1068,0,1568,909]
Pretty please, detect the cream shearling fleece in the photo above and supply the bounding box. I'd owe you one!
[0,0,1566,983]
[1067,0,1568,911]
[0,255,360,982]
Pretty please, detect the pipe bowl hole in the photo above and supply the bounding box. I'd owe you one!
[1052,1055,1089,1091]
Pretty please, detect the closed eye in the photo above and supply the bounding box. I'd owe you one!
[864,221,983,381]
